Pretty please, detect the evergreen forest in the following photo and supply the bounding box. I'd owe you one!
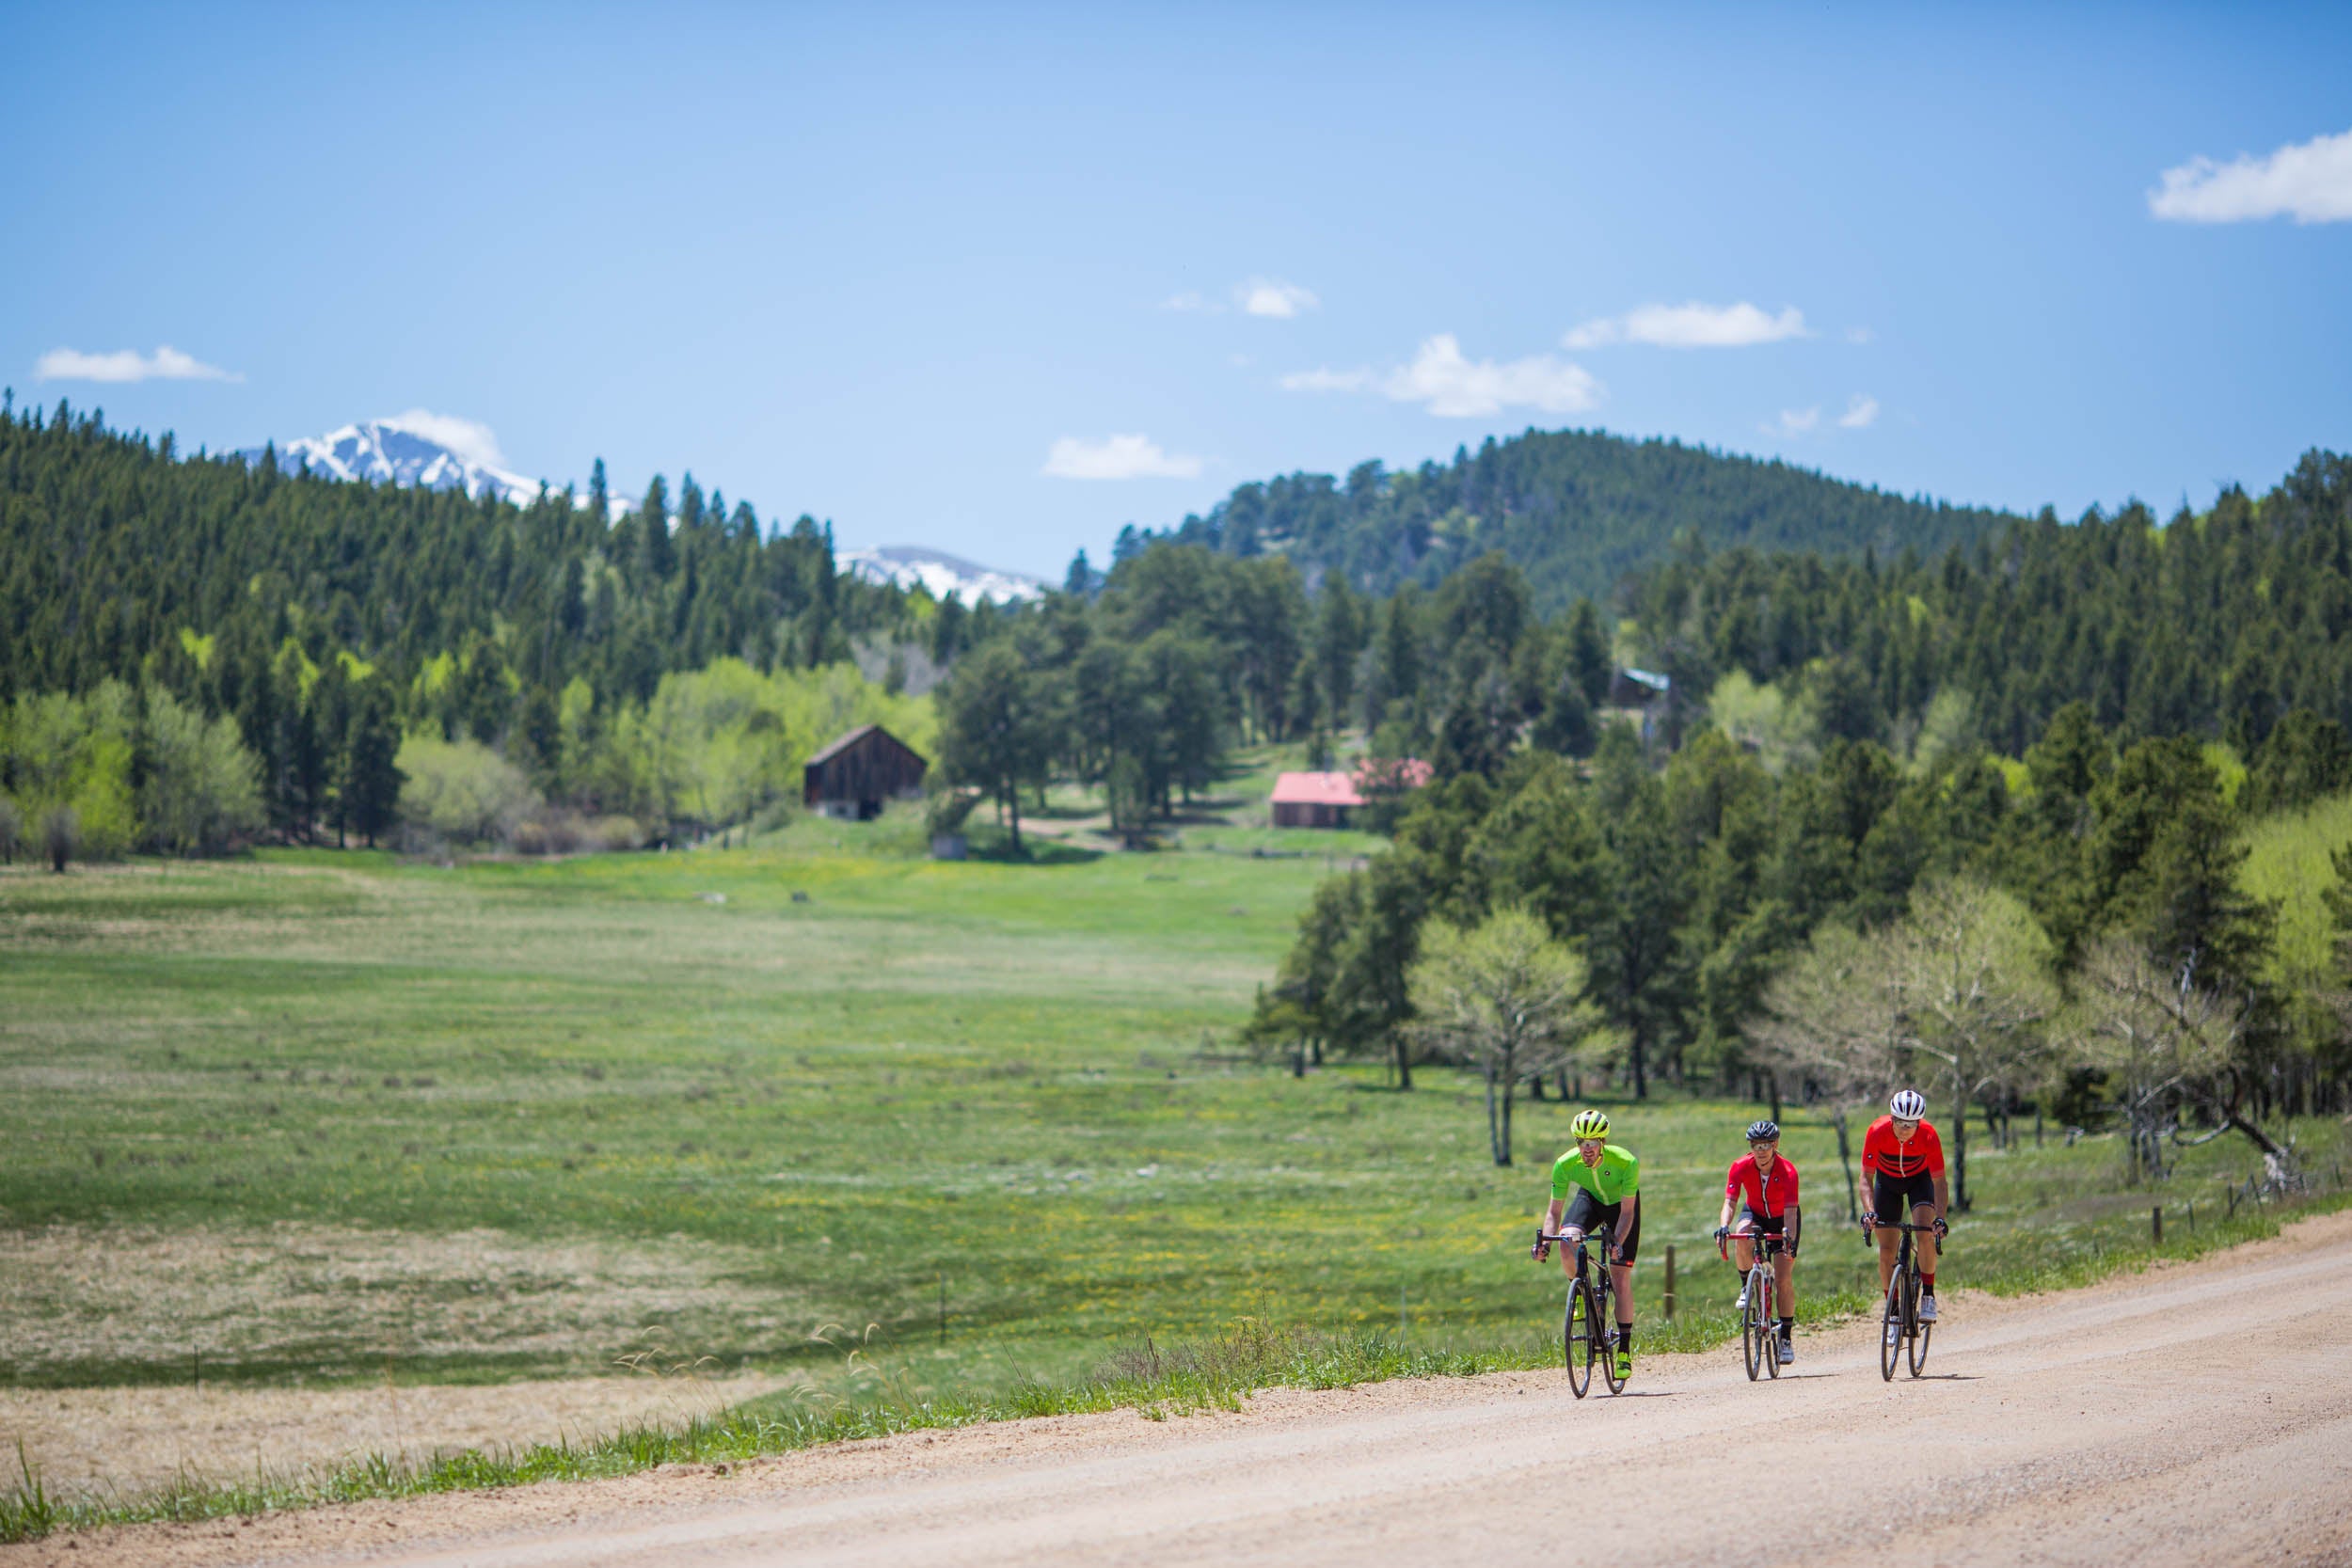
[7,392,2352,1169]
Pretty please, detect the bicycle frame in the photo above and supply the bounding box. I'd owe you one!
[1538,1222,1624,1397]
[1720,1228,1789,1382]
[1869,1220,1938,1381]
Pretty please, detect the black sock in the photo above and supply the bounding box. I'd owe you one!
[1778,1317,1793,1337]
[1617,1324,1633,1354]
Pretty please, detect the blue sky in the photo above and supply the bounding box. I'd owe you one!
[6,3,2348,577]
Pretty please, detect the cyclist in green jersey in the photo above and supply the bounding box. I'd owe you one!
[1533,1107,1641,1380]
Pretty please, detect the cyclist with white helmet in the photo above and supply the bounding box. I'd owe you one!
[1860,1089,1949,1336]
[1714,1118,1801,1364]
[1533,1108,1641,1382]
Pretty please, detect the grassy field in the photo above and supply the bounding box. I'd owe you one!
[6,752,2348,1407]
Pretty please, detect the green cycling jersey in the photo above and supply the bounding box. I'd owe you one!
[1551,1143,1639,1206]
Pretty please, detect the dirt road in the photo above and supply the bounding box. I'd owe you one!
[20,1211,2352,1568]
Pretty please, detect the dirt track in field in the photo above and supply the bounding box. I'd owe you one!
[16,1210,2352,1568]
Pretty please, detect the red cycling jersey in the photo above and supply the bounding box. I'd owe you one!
[1862,1115,1945,1180]
[1724,1152,1800,1217]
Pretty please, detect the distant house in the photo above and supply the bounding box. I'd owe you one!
[1604,667,1672,745]
[1271,771,1363,829]
[803,725,928,820]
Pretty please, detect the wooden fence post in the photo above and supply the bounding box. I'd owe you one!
[2152,1206,2162,1244]
[1663,1244,1677,1322]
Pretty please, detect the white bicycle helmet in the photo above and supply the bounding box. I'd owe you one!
[1889,1088,1928,1120]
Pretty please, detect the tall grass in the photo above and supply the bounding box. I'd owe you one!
[8,1186,2344,1544]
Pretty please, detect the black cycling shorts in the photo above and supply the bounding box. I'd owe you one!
[1872,1170,1936,1221]
[1734,1208,1787,1237]
[1564,1187,1642,1263]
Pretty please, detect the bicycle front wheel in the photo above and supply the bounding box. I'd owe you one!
[1761,1277,1782,1381]
[1907,1279,1931,1378]
[1741,1272,1764,1382]
[1596,1286,1625,1396]
[1879,1275,1903,1382]
[1563,1279,1595,1398]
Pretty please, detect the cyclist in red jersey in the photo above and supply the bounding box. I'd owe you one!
[1858,1088,1949,1334]
[1712,1118,1802,1364]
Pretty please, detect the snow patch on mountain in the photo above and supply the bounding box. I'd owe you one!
[235,416,549,507]
[839,546,1042,604]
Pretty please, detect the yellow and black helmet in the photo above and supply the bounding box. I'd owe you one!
[1570,1108,1611,1141]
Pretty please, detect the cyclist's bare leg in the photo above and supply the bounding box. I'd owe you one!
[1609,1259,1634,1332]
[1773,1248,1795,1314]
[1875,1226,1899,1293]
[1730,1218,1756,1274]
[1911,1202,1939,1278]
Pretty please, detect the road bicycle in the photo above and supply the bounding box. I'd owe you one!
[1719,1227,1791,1382]
[1868,1219,1941,1380]
[1537,1221,1624,1398]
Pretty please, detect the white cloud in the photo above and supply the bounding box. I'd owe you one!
[1837,394,1880,429]
[1282,334,1602,420]
[378,409,506,469]
[1237,277,1319,319]
[1563,301,1807,350]
[34,344,242,384]
[2149,127,2352,224]
[1160,290,1215,312]
[1041,433,1203,481]
[1279,366,1375,395]
[1762,406,1820,437]
[1845,325,1874,345]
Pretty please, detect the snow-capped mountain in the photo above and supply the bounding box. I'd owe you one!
[839,546,1043,604]
[235,418,548,507]
[232,422,1036,603]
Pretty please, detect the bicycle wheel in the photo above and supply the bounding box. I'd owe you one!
[1907,1274,1931,1378]
[1595,1285,1625,1395]
[1879,1273,1903,1382]
[1761,1275,1783,1381]
[1741,1270,1764,1382]
[1563,1278,1595,1399]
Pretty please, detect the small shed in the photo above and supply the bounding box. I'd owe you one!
[1607,667,1671,708]
[803,724,928,820]
[1604,667,1672,745]
[1271,770,1366,829]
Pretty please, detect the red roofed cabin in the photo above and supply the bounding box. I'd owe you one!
[803,724,928,820]
[1270,770,1365,829]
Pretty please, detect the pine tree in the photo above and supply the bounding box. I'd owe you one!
[341,682,404,848]
[639,475,674,580]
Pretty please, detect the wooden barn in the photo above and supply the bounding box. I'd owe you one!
[803,724,928,819]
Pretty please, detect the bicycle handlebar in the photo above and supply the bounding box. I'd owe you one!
[1535,1221,1616,1242]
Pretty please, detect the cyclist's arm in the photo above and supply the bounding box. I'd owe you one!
[1614,1190,1637,1257]
[1931,1171,1950,1222]
[1785,1204,1802,1254]
[1716,1188,1736,1232]
[1543,1195,1565,1235]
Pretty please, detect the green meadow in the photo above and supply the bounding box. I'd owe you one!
[3,784,2345,1409]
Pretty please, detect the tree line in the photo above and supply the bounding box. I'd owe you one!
[1250,701,2352,1187]
[1122,424,2021,610]
[0,395,953,854]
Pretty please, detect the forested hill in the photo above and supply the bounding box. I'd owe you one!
[0,397,908,711]
[1144,426,2022,609]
